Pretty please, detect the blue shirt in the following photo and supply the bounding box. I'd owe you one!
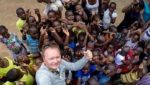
[75,65,96,85]
[25,34,40,55]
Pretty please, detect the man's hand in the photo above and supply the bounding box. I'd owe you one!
[83,50,93,61]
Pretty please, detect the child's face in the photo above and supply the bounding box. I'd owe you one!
[75,5,83,15]
[132,34,139,42]
[91,30,97,38]
[87,42,95,50]
[92,51,100,64]
[53,21,62,32]
[82,64,90,74]
[48,12,57,21]
[108,45,113,52]
[0,28,9,38]
[88,79,99,85]
[75,15,82,22]
[17,9,26,20]
[92,17,100,25]
[29,27,40,39]
[75,50,83,58]
[28,16,36,25]
[109,3,116,13]
[66,11,74,21]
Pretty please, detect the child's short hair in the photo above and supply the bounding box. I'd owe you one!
[0,25,7,31]
[16,7,25,15]
[6,68,22,82]
[87,77,99,85]
[47,10,56,16]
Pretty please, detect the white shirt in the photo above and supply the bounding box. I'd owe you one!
[141,26,150,41]
[125,39,137,49]
[85,0,99,14]
[115,53,125,65]
[102,9,117,29]
[43,0,63,15]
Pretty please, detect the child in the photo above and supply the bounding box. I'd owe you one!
[102,2,117,30]
[0,25,27,62]
[44,10,58,28]
[64,10,75,30]
[87,78,99,85]
[16,7,28,32]
[6,68,34,85]
[76,62,96,85]
[74,4,88,22]
[0,57,18,84]
[22,25,42,65]
[23,8,42,32]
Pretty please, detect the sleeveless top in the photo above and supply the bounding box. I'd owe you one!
[85,0,99,14]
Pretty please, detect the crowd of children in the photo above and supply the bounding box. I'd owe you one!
[1,0,150,85]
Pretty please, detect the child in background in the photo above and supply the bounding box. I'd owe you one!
[6,68,34,85]
[23,8,42,32]
[0,57,18,85]
[64,10,75,30]
[22,25,42,66]
[43,10,58,28]
[74,4,88,22]
[76,62,96,85]
[87,78,99,85]
[0,25,28,63]
[16,7,29,32]
[102,2,117,30]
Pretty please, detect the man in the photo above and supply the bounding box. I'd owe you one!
[36,43,93,85]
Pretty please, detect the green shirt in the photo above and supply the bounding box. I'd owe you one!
[16,18,25,31]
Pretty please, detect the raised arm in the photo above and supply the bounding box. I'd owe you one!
[62,50,93,71]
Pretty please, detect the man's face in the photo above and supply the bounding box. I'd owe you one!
[43,48,61,70]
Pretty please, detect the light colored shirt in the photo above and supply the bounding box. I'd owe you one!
[125,39,138,49]
[115,53,125,65]
[141,26,150,41]
[36,57,89,85]
[102,9,117,29]
[43,0,63,14]
[85,0,99,14]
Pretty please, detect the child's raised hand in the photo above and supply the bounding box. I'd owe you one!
[74,22,86,29]
[62,28,70,36]
[40,27,47,35]
[26,9,31,17]
[34,8,40,15]
[22,28,28,35]
[49,27,56,33]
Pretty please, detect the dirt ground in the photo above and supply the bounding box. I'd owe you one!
[0,0,132,57]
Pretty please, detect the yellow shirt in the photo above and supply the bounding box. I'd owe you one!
[2,81,15,85]
[16,18,25,31]
[19,73,34,85]
[0,57,17,78]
